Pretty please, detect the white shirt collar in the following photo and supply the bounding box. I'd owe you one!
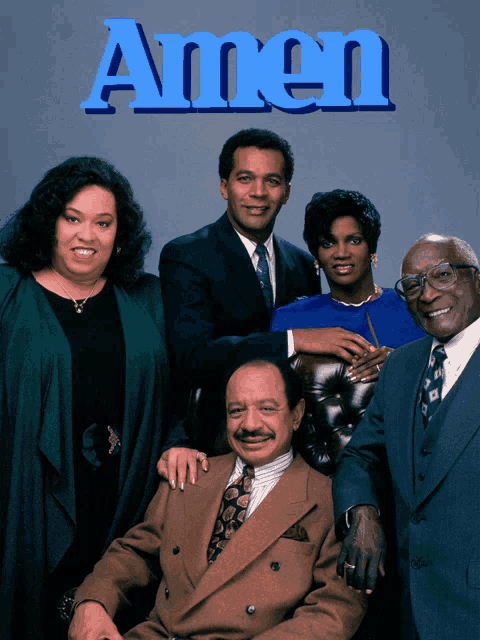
[233,448,293,481]
[431,315,480,363]
[234,228,274,260]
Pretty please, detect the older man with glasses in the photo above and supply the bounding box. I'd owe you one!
[333,233,480,640]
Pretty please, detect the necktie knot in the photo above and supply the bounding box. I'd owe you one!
[431,345,447,367]
[255,243,268,259]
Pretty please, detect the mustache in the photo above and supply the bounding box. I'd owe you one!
[234,430,272,440]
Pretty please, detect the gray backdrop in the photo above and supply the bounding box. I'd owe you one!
[2,0,479,292]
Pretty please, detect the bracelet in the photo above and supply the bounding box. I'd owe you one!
[57,587,78,624]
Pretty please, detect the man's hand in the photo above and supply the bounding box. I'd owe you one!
[347,347,393,382]
[336,505,385,594]
[293,328,375,363]
[157,447,209,489]
[68,601,122,640]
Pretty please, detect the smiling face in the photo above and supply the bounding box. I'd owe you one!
[317,216,372,289]
[402,240,480,341]
[220,146,290,243]
[226,362,305,468]
[52,185,118,283]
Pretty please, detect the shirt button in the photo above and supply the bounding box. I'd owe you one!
[417,472,425,481]
[410,513,422,524]
[172,546,180,555]
[420,447,430,457]
[246,605,256,615]
[165,588,169,599]
[411,558,423,569]
[270,562,280,571]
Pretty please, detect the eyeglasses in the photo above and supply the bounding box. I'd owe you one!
[395,262,479,300]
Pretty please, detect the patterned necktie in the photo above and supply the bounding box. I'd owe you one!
[420,345,447,428]
[207,465,255,564]
[255,244,274,311]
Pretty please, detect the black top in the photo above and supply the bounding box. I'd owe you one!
[41,280,125,576]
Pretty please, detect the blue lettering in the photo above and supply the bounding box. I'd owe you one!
[80,21,394,113]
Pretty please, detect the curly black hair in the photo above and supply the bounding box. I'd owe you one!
[218,128,294,183]
[303,189,381,257]
[0,157,151,286]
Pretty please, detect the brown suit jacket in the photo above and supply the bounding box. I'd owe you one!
[74,454,365,640]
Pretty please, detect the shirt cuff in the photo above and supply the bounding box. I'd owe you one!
[287,330,296,357]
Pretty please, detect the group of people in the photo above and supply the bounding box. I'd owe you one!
[0,128,478,640]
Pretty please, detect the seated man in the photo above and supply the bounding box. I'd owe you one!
[70,359,365,640]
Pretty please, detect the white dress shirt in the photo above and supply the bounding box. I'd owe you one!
[225,449,294,519]
[234,229,296,356]
[430,315,480,399]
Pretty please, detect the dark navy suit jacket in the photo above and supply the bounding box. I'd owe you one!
[333,336,480,640]
[159,212,319,389]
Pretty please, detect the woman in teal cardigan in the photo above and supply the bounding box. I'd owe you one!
[0,158,169,640]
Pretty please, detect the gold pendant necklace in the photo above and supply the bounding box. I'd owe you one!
[50,267,100,314]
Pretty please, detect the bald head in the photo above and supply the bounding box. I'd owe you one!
[402,234,479,275]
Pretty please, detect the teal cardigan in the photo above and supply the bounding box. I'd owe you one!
[0,266,169,640]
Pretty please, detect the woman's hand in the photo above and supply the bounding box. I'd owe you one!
[347,347,393,382]
[157,447,209,490]
[293,328,376,363]
[68,601,122,640]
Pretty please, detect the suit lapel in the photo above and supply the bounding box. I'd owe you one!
[179,455,316,618]
[415,343,480,507]
[180,453,236,587]
[213,214,268,318]
[274,236,295,309]
[387,338,432,506]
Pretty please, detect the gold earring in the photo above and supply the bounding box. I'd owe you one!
[116,246,122,255]
[314,260,320,276]
[371,253,378,269]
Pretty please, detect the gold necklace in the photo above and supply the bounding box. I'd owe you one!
[50,267,100,314]
[330,284,381,307]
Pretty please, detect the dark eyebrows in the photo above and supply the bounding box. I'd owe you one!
[64,206,114,218]
[319,232,364,242]
[234,169,285,180]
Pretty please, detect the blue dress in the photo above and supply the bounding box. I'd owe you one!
[271,288,425,348]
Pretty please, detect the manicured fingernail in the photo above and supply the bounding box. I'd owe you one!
[350,376,358,382]
[361,377,368,382]
[191,477,196,485]
[170,480,176,489]
[369,345,376,352]
[179,482,184,491]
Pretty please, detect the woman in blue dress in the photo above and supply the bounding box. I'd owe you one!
[271,190,424,381]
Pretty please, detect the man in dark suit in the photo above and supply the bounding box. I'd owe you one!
[159,129,374,473]
[69,359,365,640]
[333,233,480,640]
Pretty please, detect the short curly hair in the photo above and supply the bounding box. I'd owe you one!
[218,128,294,183]
[303,189,381,258]
[0,157,151,287]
